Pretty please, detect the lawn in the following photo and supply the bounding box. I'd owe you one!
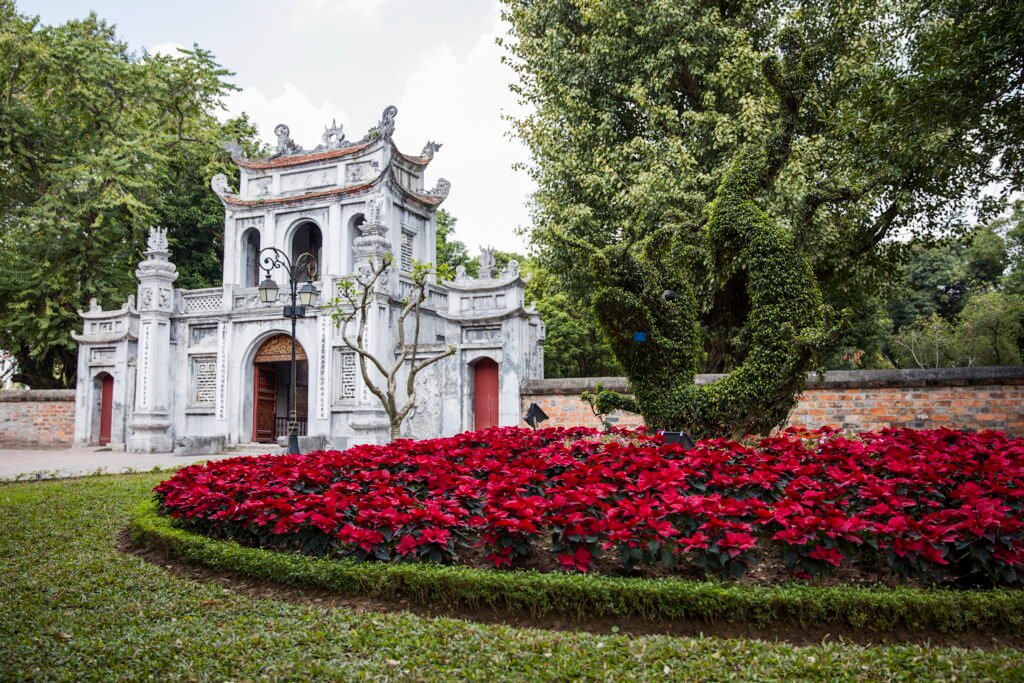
[2,472,1023,681]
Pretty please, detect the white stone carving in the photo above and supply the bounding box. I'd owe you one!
[274,123,301,155]
[281,167,337,192]
[319,119,347,149]
[147,226,169,253]
[191,355,217,406]
[423,178,451,199]
[478,247,496,279]
[421,141,442,158]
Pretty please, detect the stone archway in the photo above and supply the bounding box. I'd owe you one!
[251,334,308,443]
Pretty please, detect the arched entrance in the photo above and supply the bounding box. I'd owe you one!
[290,221,322,282]
[473,358,499,430]
[251,334,309,443]
[94,372,114,445]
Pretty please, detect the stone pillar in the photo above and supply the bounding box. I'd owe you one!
[128,227,178,452]
[346,195,392,444]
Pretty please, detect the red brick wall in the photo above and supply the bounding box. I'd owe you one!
[521,367,1024,435]
[0,390,77,449]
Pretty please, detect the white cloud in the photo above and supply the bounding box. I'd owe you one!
[393,9,533,254]
[217,7,534,254]
[147,41,186,57]
[222,83,351,151]
[289,0,390,22]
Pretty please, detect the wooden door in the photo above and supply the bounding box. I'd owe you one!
[473,358,499,430]
[253,365,277,443]
[99,375,114,446]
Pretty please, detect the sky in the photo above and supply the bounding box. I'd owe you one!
[22,0,534,254]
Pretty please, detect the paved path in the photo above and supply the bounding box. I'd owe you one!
[0,447,272,481]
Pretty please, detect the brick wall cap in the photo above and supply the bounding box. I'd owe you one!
[522,366,1024,394]
[0,389,76,402]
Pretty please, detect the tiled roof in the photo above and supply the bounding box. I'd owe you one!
[221,180,378,207]
[235,143,373,170]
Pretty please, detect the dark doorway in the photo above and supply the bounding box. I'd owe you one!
[290,222,322,282]
[473,358,499,430]
[253,365,276,442]
[251,335,309,443]
[98,373,113,445]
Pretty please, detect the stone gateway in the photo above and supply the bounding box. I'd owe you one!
[72,107,545,452]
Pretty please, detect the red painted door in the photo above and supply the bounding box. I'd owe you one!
[253,365,277,443]
[473,358,499,430]
[99,375,114,445]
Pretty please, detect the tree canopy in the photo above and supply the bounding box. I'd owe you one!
[0,2,256,387]
[502,0,1024,374]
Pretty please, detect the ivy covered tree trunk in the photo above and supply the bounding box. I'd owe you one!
[586,33,836,439]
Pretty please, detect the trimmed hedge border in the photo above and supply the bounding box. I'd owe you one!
[130,500,1024,634]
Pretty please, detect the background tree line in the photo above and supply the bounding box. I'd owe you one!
[0,1,261,388]
[4,0,1023,394]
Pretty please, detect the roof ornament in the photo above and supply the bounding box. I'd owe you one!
[424,178,451,199]
[210,173,231,199]
[220,140,245,161]
[146,226,169,254]
[478,246,496,279]
[319,119,348,150]
[421,141,442,158]
[273,123,302,156]
[375,105,398,141]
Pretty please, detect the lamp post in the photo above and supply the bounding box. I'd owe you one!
[257,247,320,455]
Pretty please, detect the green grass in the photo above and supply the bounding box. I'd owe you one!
[1,474,1022,681]
[132,500,1024,635]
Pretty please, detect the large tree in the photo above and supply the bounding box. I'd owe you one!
[0,2,250,387]
[502,0,1024,433]
[503,0,1024,375]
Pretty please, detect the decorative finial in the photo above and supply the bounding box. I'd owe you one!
[424,178,451,199]
[220,141,244,160]
[421,141,442,158]
[478,246,496,279]
[146,226,169,254]
[210,173,231,198]
[376,106,398,141]
[274,123,301,155]
[321,119,347,149]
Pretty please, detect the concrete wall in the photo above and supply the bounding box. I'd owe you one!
[0,390,77,449]
[521,367,1024,435]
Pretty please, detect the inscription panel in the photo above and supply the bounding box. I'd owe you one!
[281,167,337,192]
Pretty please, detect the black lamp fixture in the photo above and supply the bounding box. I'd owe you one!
[662,431,696,450]
[256,247,319,455]
[258,277,279,304]
[523,402,549,429]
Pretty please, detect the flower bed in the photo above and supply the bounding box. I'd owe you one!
[155,426,1024,587]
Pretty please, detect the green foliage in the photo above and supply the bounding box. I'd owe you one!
[130,499,1024,636]
[523,264,621,378]
[0,2,244,387]
[878,211,1024,368]
[503,0,1024,387]
[999,203,1024,297]
[434,209,477,277]
[2,473,1023,680]
[955,291,1024,367]
[888,314,960,370]
[433,210,620,378]
[576,30,836,437]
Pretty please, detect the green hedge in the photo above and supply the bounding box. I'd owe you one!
[130,501,1024,634]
